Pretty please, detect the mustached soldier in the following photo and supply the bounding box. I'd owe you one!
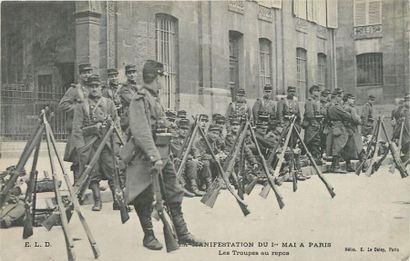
[253,84,276,127]
[71,74,121,211]
[124,60,203,250]
[58,63,93,183]
[103,68,123,113]
[117,64,141,131]
[226,88,253,122]
[360,95,376,136]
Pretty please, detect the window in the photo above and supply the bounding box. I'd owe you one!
[354,0,382,26]
[296,48,308,100]
[38,75,53,100]
[317,53,327,89]
[155,14,178,109]
[356,53,383,86]
[259,39,272,91]
[229,31,242,101]
[294,0,307,19]
[4,31,24,84]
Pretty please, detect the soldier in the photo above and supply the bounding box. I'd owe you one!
[252,84,276,126]
[58,63,93,183]
[165,110,178,137]
[102,68,122,112]
[118,64,141,131]
[361,95,376,136]
[124,60,203,250]
[277,86,302,127]
[226,88,253,122]
[326,88,352,173]
[170,118,204,197]
[71,74,120,211]
[198,114,209,130]
[176,110,187,125]
[192,124,226,183]
[320,89,331,157]
[342,93,362,172]
[215,115,228,139]
[302,85,323,164]
[392,98,405,141]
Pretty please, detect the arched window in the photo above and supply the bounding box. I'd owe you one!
[356,53,383,86]
[229,30,243,101]
[296,48,308,100]
[259,38,272,91]
[155,14,178,109]
[317,53,327,89]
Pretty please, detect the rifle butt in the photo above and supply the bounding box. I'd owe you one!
[42,213,59,231]
[259,183,270,199]
[66,245,76,261]
[292,175,297,192]
[152,208,160,221]
[162,218,179,252]
[120,208,130,224]
[237,200,250,216]
[200,188,220,208]
[22,217,33,239]
[91,243,101,259]
[244,179,258,195]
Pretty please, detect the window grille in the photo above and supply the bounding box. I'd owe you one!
[229,31,242,100]
[317,53,327,89]
[155,14,178,110]
[259,39,272,91]
[356,53,383,86]
[296,48,308,100]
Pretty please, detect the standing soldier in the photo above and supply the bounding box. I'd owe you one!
[320,89,331,157]
[226,88,253,122]
[118,64,140,131]
[252,84,276,126]
[198,114,209,130]
[71,74,120,211]
[392,98,405,141]
[302,85,323,165]
[277,86,301,127]
[400,94,410,163]
[342,93,362,172]
[124,60,203,250]
[103,68,123,113]
[58,63,93,183]
[360,95,376,136]
[326,88,352,173]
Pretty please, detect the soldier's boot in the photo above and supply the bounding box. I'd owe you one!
[294,153,310,180]
[179,177,195,198]
[169,203,205,246]
[345,160,355,172]
[90,182,102,211]
[108,182,120,211]
[188,179,205,197]
[135,203,163,250]
[333,156,346,174]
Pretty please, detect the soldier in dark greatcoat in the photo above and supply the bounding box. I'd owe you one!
[226,88,253,122]
[326,88,353,173]
[123,60,203,250]
[102,68,123,113]
[302,85,323,164]
[71,74,120,211]
[58,63,93,183]
[360,95,375,136]
[342,93,363,172]
[117,64,141,131]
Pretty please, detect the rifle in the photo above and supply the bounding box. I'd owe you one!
[22,140,41,239]
[365,117,382,177]
[248,122,285,208]
[289,150,297,192]
[0,123,45,208]
[292,127,336,198]
[244,177,258,195]
[371,142,389,174]
[380,121,409,179]
[355,117,380,175]
[176,117,199,178]
[44,118,100,258]
[398,120,404,152]
[152,168,179,252]
[110,129,130,224]
[259,118,295,199]
[197,125,249,215]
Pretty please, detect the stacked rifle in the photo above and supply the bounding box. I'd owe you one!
[356,117,408,178]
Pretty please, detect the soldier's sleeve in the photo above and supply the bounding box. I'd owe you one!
[71,104,85,149]
[128,96,161,163]
[304,100,314,120]
[277,100,284,122]
[225,103,233,119]
[252,100,261,121]
[351,108,361,125]
[58,87,77,112]
[335,106,352,122]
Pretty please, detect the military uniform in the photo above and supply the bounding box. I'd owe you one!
[277,86,301,148]
[303,90,322,161]
[342,94,363,170]
[360,95,375,136]
[124,60,202,249]
[118,65,141,131]
[71,74,120,211]
[252,84,276,126]
[226,89,253,122]
[398,96,410,162]
[319,90,331,156]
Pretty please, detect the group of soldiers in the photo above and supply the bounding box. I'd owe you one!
[57,60,410,251]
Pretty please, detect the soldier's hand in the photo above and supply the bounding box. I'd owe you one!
[152,160,164,172]
[252,164,258,170]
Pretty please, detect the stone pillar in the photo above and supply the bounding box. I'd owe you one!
[74,1,101,74]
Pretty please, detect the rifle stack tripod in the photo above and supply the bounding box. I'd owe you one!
[0,107,100,261]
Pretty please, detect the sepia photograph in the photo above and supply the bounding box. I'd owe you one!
[0,0,409,260]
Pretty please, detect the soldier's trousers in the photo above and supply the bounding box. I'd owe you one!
[305,134,322,160]
[199,159,217,180]
[130,159,184,207]
[184,160,198,180]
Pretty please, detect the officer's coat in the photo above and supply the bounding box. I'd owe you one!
[252,98,276,122]
[342,104,362,159]
[326,102,352,156]
[303,97,321,143]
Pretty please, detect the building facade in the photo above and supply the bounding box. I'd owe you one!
[1,0,338,140]
[336,0,410,104]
